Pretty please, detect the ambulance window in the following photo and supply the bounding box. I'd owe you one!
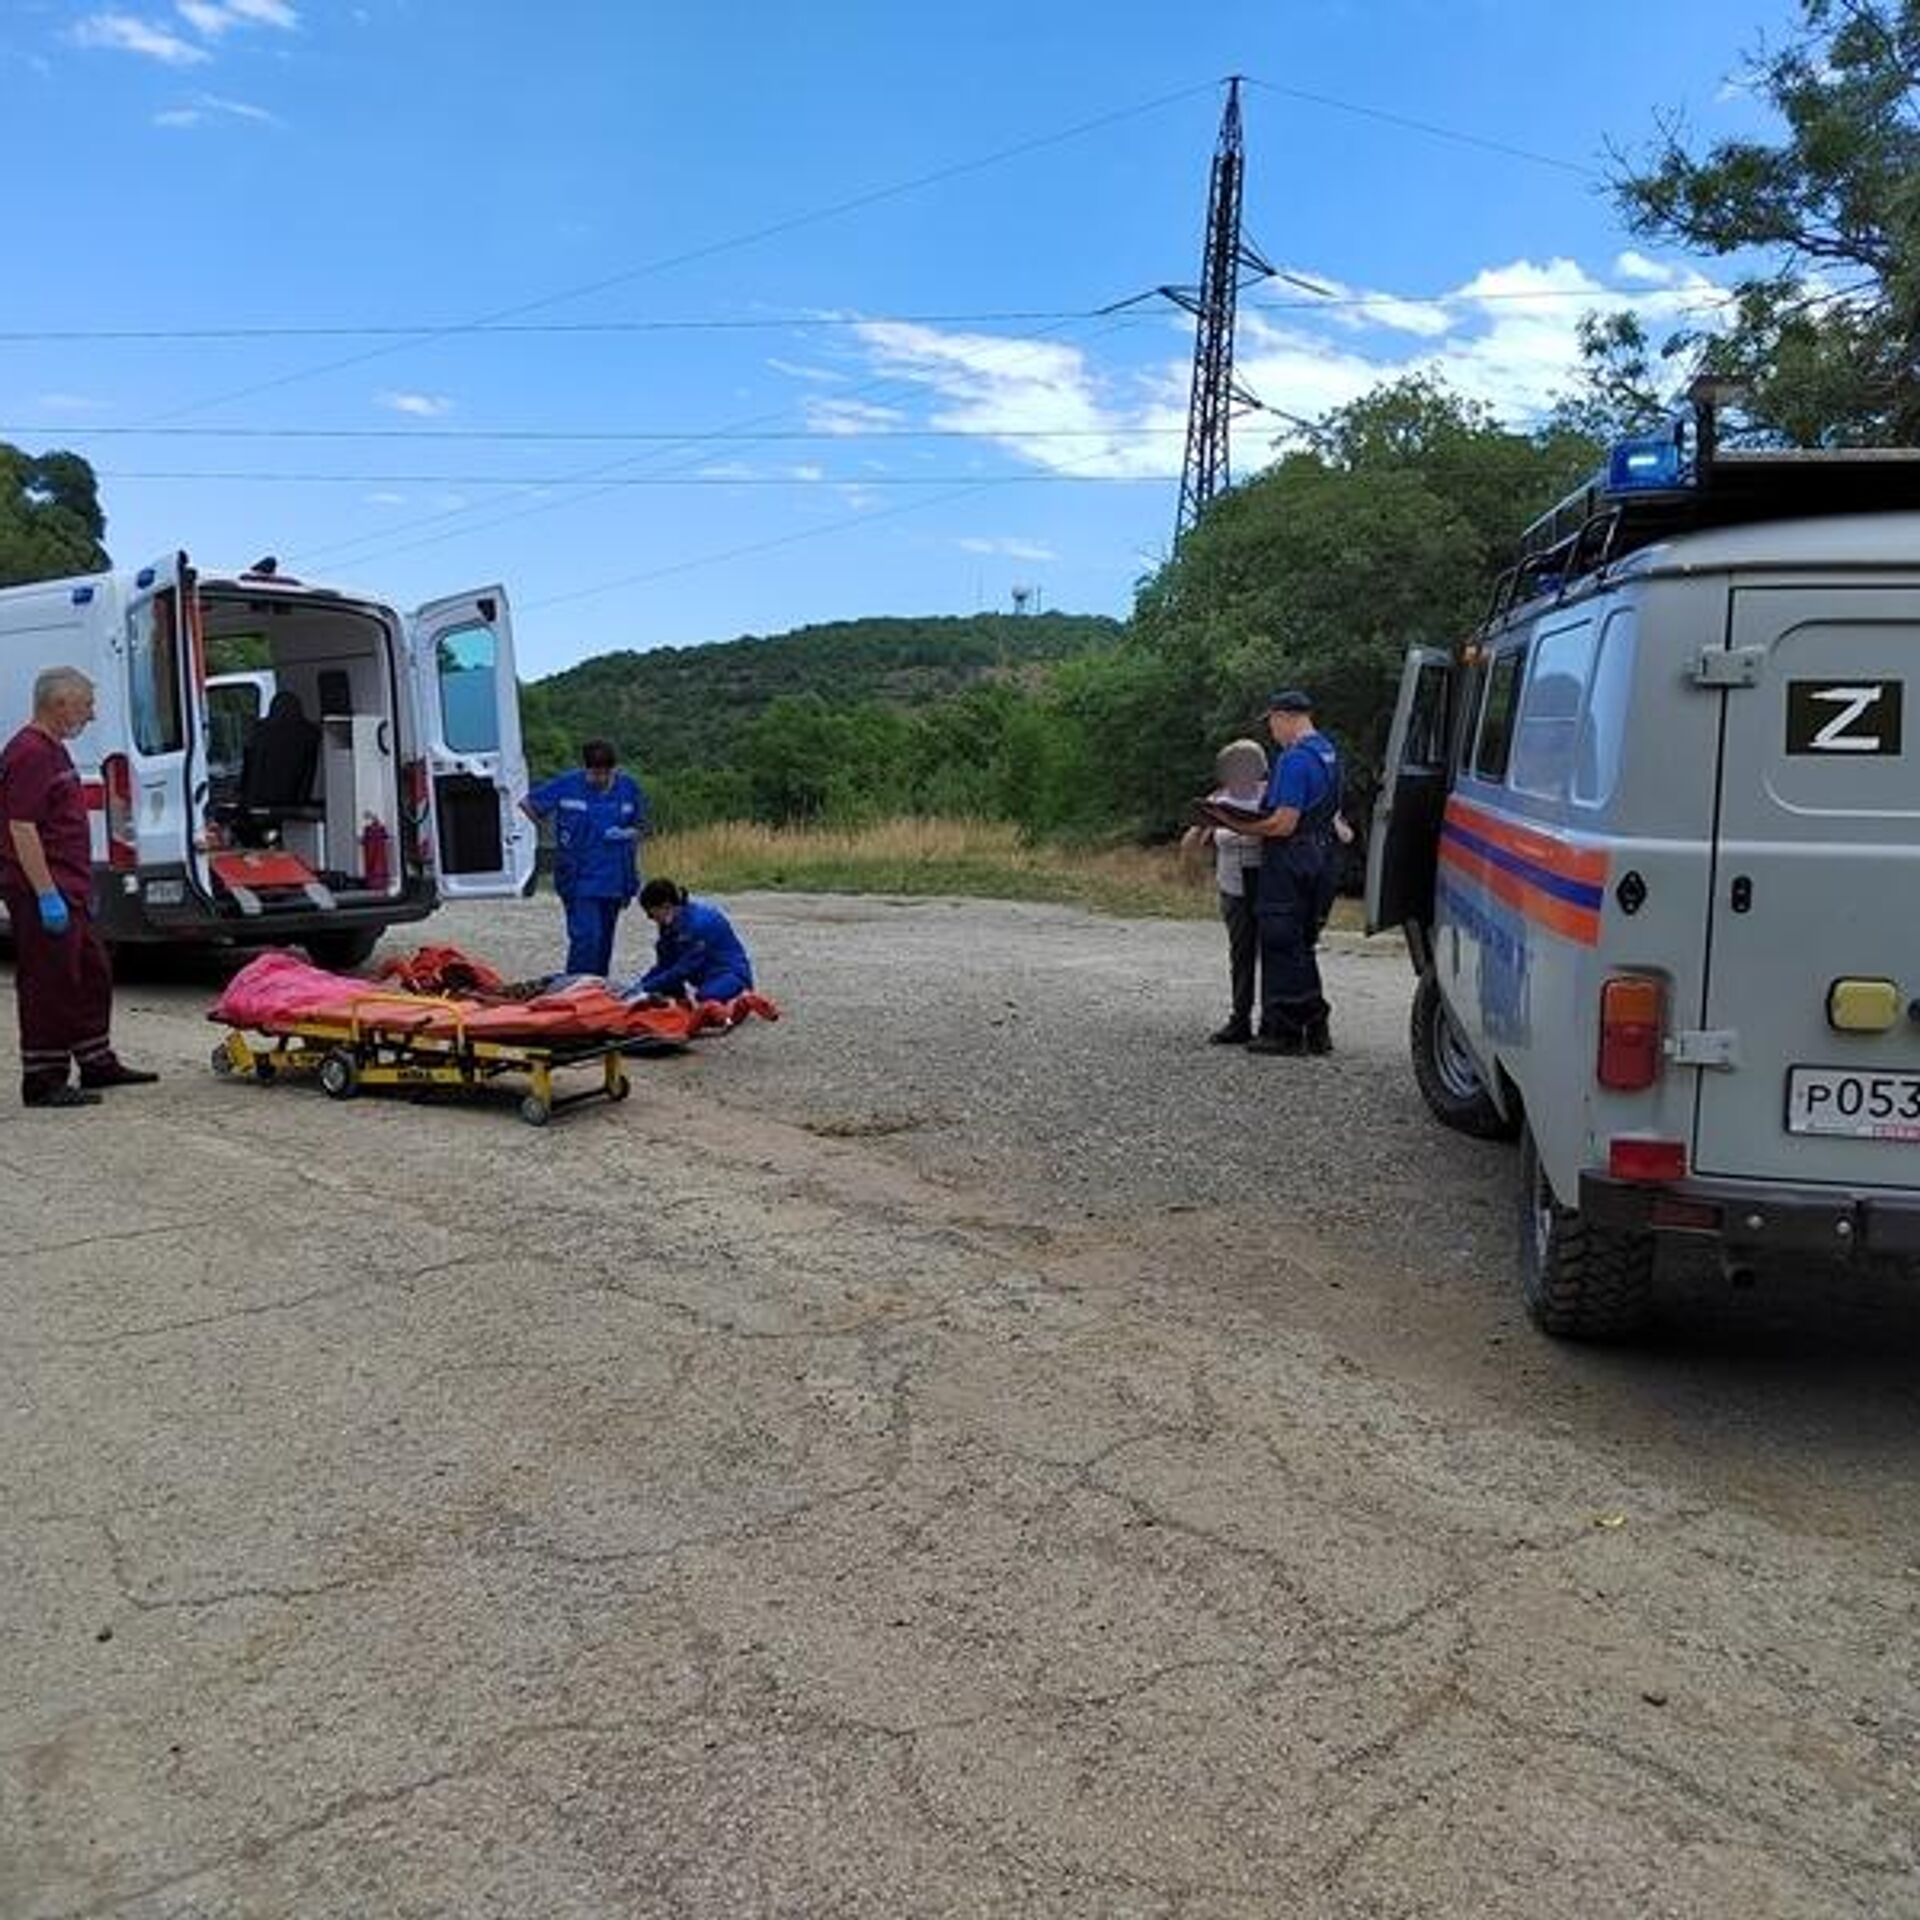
[436,622,500,755]
[1573,609,1636,809]
[1511,620,1597,800]
[1473,644,1526,782]
[127,591,184,756]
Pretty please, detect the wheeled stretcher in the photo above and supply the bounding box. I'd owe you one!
[211,992,632,1126]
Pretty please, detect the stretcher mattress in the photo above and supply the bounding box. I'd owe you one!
[210,947,778,1044]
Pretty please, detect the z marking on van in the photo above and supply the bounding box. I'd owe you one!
[1438,796,1608,948]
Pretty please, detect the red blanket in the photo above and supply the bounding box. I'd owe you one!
[210,948,778,1045]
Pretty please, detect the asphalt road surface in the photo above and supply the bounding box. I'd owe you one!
[5,894,1917,1918]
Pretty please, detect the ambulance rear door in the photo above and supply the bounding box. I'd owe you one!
[406,586,534,898]
[118,551,210,900]
[1694,582,1920,1184]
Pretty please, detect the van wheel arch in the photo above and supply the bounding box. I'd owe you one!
[1409,972,1519,1141]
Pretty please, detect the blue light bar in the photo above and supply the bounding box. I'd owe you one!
[1607,434,1688,493]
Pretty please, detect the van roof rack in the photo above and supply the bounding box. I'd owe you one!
[1484,382,1920,625]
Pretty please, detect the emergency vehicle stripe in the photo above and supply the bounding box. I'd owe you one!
[1442,797,1609,889]
[1439,798,1606,947]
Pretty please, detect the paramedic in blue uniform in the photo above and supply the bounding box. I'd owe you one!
[0,667,158,1107]
[518,738,649,978]
[635,880,755,1003]
[1246,689,1341,1056]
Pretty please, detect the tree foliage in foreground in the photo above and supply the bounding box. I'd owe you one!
[0,443,109,588]
[1610,0,1920,444]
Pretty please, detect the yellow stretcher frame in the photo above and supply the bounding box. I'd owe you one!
[211,994,632,1126]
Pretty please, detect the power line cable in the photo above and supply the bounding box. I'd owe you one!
[286,309,1139,573]
[1243,76,1598,178]
[0,282,1725,347]
[4,423,1184,444]
[141,80,1220,425]
[95,468,1146,487]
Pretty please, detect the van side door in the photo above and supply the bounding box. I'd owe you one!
[1366,647,1454,936]
[118,552,208,895]
[406,586,535,898]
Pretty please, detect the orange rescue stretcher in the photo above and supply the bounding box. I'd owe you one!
[211,991,632,1126]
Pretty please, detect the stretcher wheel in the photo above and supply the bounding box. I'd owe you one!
[254,1056,278,1085]
[608,1070,631,1102]
[210,1042,236,1078]
[319,1049,360,1100]
[518,1094,551,1128]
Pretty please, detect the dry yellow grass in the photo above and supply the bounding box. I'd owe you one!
[647,816,1218,918]
[646,815,1367,927]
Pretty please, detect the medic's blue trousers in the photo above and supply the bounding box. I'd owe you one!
[562,894,626,978]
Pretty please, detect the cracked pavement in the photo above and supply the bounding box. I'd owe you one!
[4,894,1919,1917]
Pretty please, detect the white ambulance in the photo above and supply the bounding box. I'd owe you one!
[0,553,535,969]
[1368,386,1920,1339]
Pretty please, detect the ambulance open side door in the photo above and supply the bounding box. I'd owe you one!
[407,586,535,898]
[1366,646,1455,939]
[120,550,212,899]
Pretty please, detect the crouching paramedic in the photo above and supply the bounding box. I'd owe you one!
[635,880,754,1003]
[0,668,158,1108]
[1246,688,1341,1056]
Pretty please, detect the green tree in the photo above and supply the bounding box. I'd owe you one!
[1610,0,1920,443]
[0,444,109,587]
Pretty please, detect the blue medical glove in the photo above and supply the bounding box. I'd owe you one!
[37,890,70,936]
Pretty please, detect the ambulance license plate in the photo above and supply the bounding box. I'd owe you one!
[1786,1067,1920,1140]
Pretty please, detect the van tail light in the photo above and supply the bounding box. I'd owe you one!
[101,753,137,870]
[1609,1137,1688,1184]
[402,758,432,870]
[1598,975,1663,1090]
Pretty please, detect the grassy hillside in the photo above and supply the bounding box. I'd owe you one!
[525,611,1119,778]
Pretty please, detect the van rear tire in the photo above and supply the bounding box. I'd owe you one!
[1518,1125,1654,1341]
[1411,973,1518,1140]
[303,928,381,972]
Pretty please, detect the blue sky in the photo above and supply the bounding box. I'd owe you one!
[3,0,1801,679]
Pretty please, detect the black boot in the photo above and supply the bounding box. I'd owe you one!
[1247,1030,1308,1057]
[1306,1019,1333,1055]
[1209,1020,1252,1045]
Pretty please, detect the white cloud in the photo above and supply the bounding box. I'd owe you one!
[851,320,1181,480]
[74,13,211,64]
[788,464,826,482]
[35,392,109,414]
[842,251,1734,490]
[804,397,905,436]
[176,0,298,35]
[957,536,1056,562]
[153,90,278,126]
[1613,250,1675,287]
[697,461,759,480]
[377,390,454,417]
[766,357,845,385]
[364,491,407,505]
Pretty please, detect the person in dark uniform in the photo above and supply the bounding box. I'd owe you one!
[518,738,649,977]
[1245,689,1342,1056]
[0,667,158,1107]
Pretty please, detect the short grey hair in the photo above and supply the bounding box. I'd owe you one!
[33,667,93,713]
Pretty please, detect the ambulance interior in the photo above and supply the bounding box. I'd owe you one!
[201,589,403,898]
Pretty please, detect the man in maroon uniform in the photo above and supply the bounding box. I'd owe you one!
[1,668,157,1108]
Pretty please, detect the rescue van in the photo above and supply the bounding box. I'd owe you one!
[0,554,534,969]
[1368,385,1920,1339]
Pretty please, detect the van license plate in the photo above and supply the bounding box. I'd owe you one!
[1786,1067,1920,1140]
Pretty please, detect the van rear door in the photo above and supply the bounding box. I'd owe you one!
[406,586,534,898]
[1694,584,1920,1183]
[120,552,209,896]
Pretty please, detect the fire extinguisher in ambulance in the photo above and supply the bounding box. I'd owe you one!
[360,814,391,889]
